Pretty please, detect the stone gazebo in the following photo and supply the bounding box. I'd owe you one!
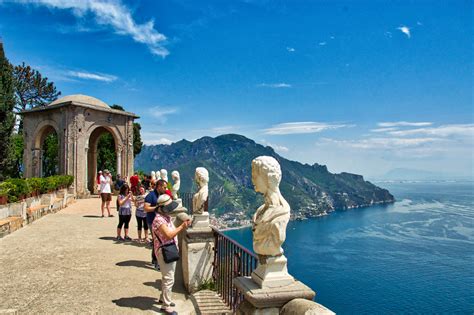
[21,94,139,197]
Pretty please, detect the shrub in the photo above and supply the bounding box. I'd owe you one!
[4,178,31,201]
[0,181,15,197]
[26,177,42,194]
[0,175,74,202]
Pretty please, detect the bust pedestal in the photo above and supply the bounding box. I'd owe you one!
[192,212,210,229]
[181,227,214,293]
[234,276,315,315]
[251,255,294,288]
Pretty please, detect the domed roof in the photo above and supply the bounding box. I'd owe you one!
[49,94,110,108]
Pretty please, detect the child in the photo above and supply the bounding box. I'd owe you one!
[117,184,133,241]
[135,186,149,243]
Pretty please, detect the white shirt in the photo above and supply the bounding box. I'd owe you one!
[100,175,112,193]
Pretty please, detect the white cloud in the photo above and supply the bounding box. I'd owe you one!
[260,140,289,153]
[143,137,174,145]
[257,83,292,88]
[67,70,117,82]
[264,122,351,135]
[286,47,295,52]
[388,124,474,137]
[378,121,432,127]
[397,25,411,38]
[321,137,442,150]
[318,41,327,46]
[370,127,398,133]
[148,106,179,122]
[14,0,169,57]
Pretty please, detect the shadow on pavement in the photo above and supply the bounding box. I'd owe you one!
[112,296,158,311]
[98,236,150,248]
[116,260,155,270]
[99,236,117,241]
[83,215,103,218]
[144,280,163,290]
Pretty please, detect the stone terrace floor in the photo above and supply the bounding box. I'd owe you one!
[0,197,196,314]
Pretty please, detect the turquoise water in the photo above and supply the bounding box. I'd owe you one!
[225,182,474,313]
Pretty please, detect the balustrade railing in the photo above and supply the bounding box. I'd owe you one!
[212,227,258,312]
[180,192,194,213]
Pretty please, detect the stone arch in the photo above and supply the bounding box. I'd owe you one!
[85,123,124,193]
[29,120,62,178]
[21,94,138,197]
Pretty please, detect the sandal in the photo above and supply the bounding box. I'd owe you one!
[108,214,114,217]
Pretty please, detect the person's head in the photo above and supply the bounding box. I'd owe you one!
[156,194,179,215]
[98,170,102,175]
[251,156,282,194]
[139,186,145,195]
[117,174,121,179]
[134,171,138,175]
[104,169,110,176]
[156,179,168,194]
[119,183,130,196]
[195,167,209,187]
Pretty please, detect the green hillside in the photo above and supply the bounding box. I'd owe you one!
[134,134,394,217]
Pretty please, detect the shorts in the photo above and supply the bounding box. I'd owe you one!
[101,193,111,202]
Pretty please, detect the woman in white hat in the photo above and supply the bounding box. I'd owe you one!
[152,194,191,314]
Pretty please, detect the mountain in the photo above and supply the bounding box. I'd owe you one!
[134,134,394,218]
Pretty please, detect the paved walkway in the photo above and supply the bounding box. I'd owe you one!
[0,197,196,314]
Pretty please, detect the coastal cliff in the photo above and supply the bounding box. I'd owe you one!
[135,134,395,218]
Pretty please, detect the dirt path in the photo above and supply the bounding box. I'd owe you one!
[0,197,195,314]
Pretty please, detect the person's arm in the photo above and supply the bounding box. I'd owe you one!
[144,202,155,213]
[158,220,191,241]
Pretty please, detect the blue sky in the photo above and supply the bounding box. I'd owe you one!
[0,0,472,178]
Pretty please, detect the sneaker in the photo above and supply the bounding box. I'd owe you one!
[124,236,132,241]
[115,236,123,241]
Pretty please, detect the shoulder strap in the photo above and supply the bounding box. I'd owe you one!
[153,216,175,247]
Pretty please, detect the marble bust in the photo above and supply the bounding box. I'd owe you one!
[251,156,290,258]
[171,170,180,200]
[160,169,168,183]
[150,171,156,181]
[192,167,209,214]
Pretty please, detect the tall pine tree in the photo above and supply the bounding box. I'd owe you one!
[0,41,16,180]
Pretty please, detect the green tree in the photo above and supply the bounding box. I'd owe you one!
[13,62,61,132]
[41,132,59,177]
[0,42,16,180]
[97,133,117,176]
[133,122,143,156]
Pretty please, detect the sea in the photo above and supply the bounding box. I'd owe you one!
[225,181,474,314]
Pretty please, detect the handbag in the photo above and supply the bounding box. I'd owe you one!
[154,225,180,263]
[160,242,180,263]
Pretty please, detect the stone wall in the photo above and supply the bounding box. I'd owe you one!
[0,189,75,238]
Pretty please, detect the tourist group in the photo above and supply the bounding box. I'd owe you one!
[98,169,189,315]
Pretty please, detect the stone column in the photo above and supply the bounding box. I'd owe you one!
[31,148,41,178]
[84,146,89,194]
[116,144,123,177]
[181,224,214,293]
